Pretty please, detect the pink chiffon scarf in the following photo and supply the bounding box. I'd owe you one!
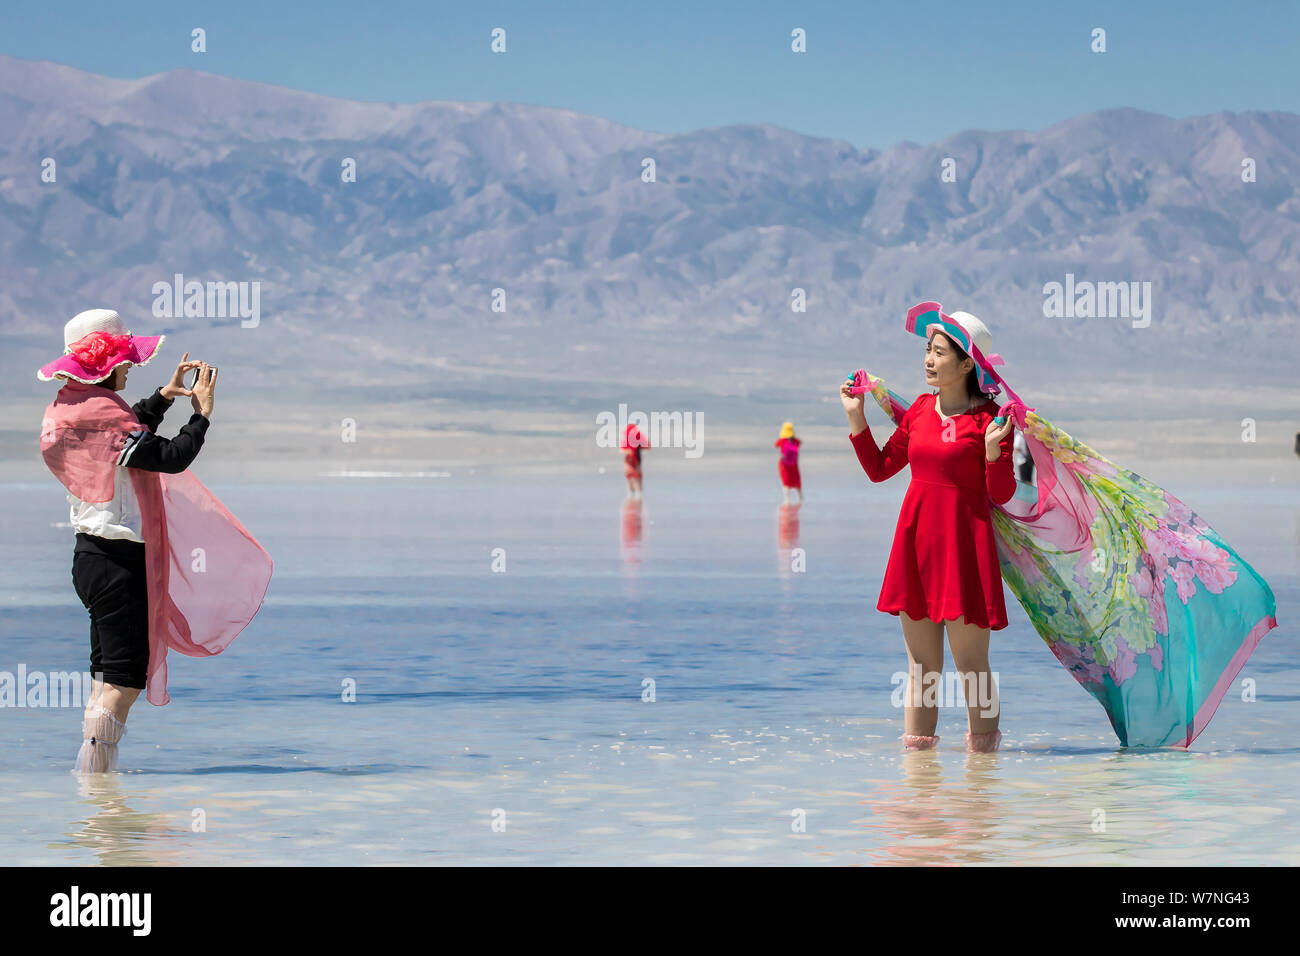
[40,381,273,705]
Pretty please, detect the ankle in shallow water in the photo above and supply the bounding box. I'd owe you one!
[74,705,126,773]
[902,733,940,751]
[965,729,1002,753]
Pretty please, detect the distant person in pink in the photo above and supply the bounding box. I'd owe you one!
[774,421,802,504]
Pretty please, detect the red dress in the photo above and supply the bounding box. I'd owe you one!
[850,392,1016,629]
[623,446,642,479]
[774,437,801,488]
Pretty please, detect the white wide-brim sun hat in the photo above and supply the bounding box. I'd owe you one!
[904,301,1004,396]
[37,309,164,384]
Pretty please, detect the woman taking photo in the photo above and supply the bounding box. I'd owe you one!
[39,308,271,772]
[841,310,1015,754]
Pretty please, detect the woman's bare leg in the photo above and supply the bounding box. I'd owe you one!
[946,615,1000,737]
[99,684,141,724]
[901,611,945,737]
[86,675,104,711]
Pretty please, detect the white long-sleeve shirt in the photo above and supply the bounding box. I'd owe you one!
[68,468,146,541]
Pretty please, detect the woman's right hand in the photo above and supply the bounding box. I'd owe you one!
[161,351,202,401]
[840,376,865,415]
[841,375,869,436]
[190,362,217,418]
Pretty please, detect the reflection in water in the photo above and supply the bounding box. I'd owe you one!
[621,499,643,563]
[850,743,1289,866]
[773,504,805,657]
[776,504,800,581]
[18,724,1297,865]
[620,499,643,600]
[3,472,1292,866]
[858,750,1004,865]
[55,774,181,866]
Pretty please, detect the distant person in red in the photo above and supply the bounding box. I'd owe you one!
[621,424,647,499]
[774,421,802,504]
[841,309,1015,755]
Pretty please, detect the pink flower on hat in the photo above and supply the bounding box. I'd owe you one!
[69,331,133,372]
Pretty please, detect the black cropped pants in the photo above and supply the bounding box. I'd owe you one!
[71,533,150,689]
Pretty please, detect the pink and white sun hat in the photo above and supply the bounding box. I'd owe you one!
[904,300,1005,397]
[37,309,165,384]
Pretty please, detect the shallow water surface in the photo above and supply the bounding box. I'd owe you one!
[2,475,1297,865]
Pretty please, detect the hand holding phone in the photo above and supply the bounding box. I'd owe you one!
[186,365,217,390]
[188,363,218,418]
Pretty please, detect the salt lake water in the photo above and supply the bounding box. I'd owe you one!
[2,473,1297,865]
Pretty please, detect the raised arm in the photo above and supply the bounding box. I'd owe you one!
[130,387,174,434]
[850,406,911,482]
[119,413,210,474]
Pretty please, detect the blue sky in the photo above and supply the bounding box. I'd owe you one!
[2,0,1297,149]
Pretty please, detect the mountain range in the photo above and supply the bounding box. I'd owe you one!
[1,53,1297,415]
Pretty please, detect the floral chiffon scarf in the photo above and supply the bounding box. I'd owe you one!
[858,371,1277,749]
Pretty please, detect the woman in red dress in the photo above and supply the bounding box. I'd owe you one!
[621,424,646,500]
[841,310,1016,754]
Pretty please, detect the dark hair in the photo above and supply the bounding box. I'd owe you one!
[934,332,986,402]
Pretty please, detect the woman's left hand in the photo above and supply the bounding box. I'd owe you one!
[160,352,202,401]
[984,416,1015,462]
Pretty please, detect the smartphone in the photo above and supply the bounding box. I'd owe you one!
[186,366,217,389]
